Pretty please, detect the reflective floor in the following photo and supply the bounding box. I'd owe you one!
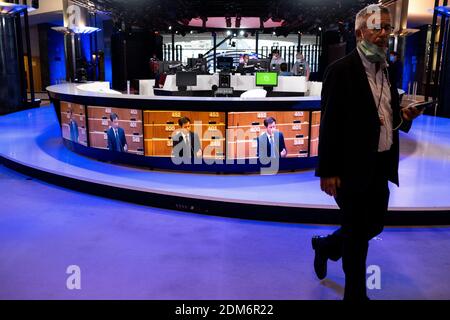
[0,163,449,300]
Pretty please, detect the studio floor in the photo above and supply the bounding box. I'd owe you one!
[0,163,449,300]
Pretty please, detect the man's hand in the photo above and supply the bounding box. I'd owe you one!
[320,177,341,197]
[402,106,423,121]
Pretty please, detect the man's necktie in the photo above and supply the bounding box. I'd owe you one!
[269,135,275,157]
[115,129,122,151]
[186,133,191,154]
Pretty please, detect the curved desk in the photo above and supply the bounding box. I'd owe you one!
[0,83,447,225]
[47,83,322,173]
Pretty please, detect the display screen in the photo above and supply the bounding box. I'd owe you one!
[60,101,88,146]
[227,111,313,159]
[87,106,144,155]
[176,72,197,87]
[255,72,278,87]
[143,110,226,160]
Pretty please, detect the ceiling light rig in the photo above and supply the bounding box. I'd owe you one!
[74,0,376,35]
[235,16,241,28]
[225,16,232,28]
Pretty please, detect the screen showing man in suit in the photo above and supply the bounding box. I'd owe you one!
[172,116,202,164]
[257,117,287,160]
[68,109,79,143]
[107,113,128,152]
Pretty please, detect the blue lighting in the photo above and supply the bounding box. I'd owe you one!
[48,27,66,85]
[51,26,101,35]
[80,33,92,66]
[436,6,450,17]
[0,1,27,14]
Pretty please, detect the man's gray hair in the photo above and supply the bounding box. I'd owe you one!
[355,4,391,31]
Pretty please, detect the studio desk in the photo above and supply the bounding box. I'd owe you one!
[47,82,321,173]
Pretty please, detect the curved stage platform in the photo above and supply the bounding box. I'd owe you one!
[1,105,450,225]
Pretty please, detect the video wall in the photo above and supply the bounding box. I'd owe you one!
[143,110,226,160]
[60,102,88,146]
[59,101,320,160]
[228,111,311,159]
[87,106,144,155]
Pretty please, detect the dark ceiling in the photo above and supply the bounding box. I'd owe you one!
[77,0,377,34]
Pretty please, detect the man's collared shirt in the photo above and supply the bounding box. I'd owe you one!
[357,47,393,152]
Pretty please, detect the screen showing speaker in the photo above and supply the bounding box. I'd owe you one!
[143,110,226,160]
[87,106,144,155]
[59,101,88,146]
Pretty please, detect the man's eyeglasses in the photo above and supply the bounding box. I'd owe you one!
[369,24,394,33]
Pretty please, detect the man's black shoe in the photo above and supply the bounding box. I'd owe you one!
[311,235,328,280]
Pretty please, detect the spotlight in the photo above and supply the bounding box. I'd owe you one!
[239,30,244,36]
[168,26,172,30]
[180,18,190,26]
[235,16,241,28]
[226,30,231,36]
[225,17,232,28]
[272,14,282,23]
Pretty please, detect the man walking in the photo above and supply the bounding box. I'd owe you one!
[313,4,422,300]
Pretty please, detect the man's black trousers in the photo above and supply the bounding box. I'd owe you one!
[322,151,391,300]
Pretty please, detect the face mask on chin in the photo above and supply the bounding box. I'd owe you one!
[357,39,387,63]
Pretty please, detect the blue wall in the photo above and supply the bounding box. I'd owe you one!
[47,28,66,85]
[101,19,113,84]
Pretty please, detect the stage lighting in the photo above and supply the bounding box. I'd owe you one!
[239,30,244,36]
[225,17,232,28]
[235,16,241,28]
[180,18,190,26]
